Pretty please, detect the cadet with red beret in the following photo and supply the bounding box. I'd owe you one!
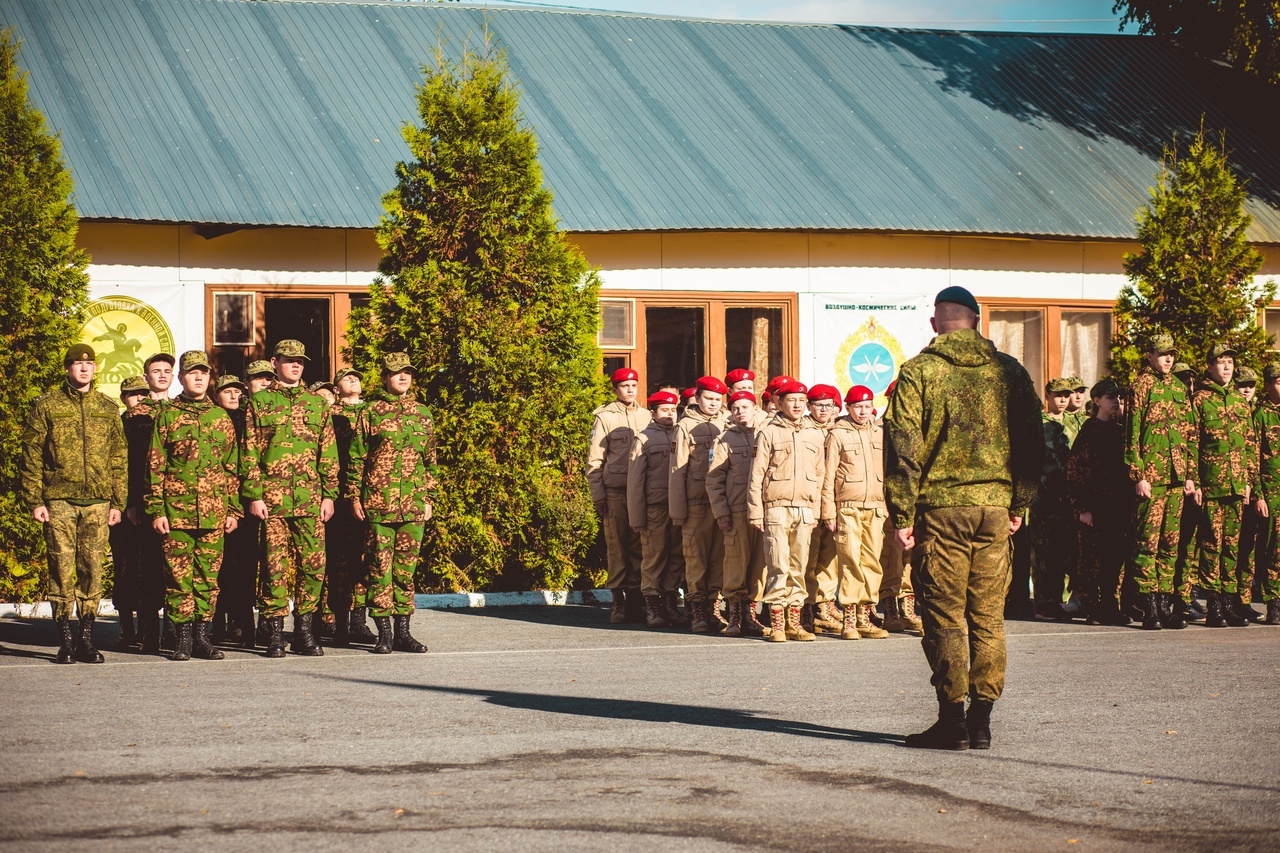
[628,391,687,628]
[725,368,756,394]
[803,383,844,634]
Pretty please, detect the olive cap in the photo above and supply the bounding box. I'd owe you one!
[143,352,175,370]
[1046,377,1074,394]
[179,350,212,372]
[1235,365,1258,386]
[1172,362,1192,376]
[1090,378,1120,399]
[382,352,417,375]
[214,374,247,393]
[119,375,149,396]
[1068,376,1087,391]
[1146,333,1176,355]
[272,339,310,361]
[245,360,276,378]
[1264,362,1280,381]
[1207,343,1238,363]
[310,380,336,393]
[334,367,363,383]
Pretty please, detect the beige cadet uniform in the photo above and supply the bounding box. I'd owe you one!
[749,413,826,606]
[627,419,683,596]
[669,406,727,603]
[822,416,886,608]
[707,422,765,604]
[587,400,651,591]
[805,417,839,609]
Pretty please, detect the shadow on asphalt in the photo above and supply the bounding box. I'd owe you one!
[322,675,906,745]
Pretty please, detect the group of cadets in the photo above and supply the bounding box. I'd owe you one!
[19,339,438,664]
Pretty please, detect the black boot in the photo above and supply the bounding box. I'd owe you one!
[161,613,175,652]
[118,611,138,649]
[348,607,377,644]
[1183,597,1206,622]
[1158,593,1186,629]
[55,617,75,664]
[209,612,227,644]
[1266,599,1280,625]
[256,612,271,647]
[313,610,335,641]
[332,611,351,646]
[193,620,225,660]
[905,700,969,750]
[265,616,287,658]
[139,609,160,654]
[1223,593,1249,627]
[393,614,428,653]
[372,616,393,654]
[1230,594,1261,624]
[624,588,646,624]
[1140,593,1162,630]
[170,621,193,661]
[234,608,256,649]
[73,613,105,663]
[966,699,994,750]
[1204,591,1226,628]
[291,614,324,656]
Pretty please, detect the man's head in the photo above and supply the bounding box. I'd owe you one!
[311,381,337,406]
[382,352,416,395]
[647,390,679,427]
[214,374,246,410]
[727,390,757,426]
[930,286,980,335]
[143,352,174,395]
[177,350,212,399]
[776,381,808,421]
[64,344,97,390]
[1172,361,1194,387]
[1090,378,1120,421]
[611,367,639,406]
[1265,362,1280,403]
[335,367,363,402]
[1236,365,1258,401]
[695,375,728,418]
[120,375,148,410]
[1145,333,1176,375]
[1206,343,1237,386]
[271,339,309,386]
[725,368,756,394]
[844,384,875,425]
[806,384,841,424]
[1067,377,1087,412]
[1045,378,1073,415]
[246,360,276,394]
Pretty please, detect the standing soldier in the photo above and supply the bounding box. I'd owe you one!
[246,360,276,395]
[1250,362,1280,624]
[885,287,1042,750]
[1032,379,1075,620]
[1232,365,1263,621]
[1169,360,1204,623]
[211,374,256,647]
[749,381,826,642]
[138,353,175,650]
[347,353,436,653]
[1192,344,1257,628]
[241,339,338,657]
[147,352,241,661]
[670,375,730,632]
[707,390,769,637]
[111,376,150,648]
[588,368,651,624]
[803,384,844,634]
[329,367,375,645]
[242,359,275,645]
[1064,377,1089,445]
[18,344,128,664]
[628,390,686,629]
[1126,334,1199,631]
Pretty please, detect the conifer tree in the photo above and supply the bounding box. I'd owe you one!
[0,30,90,599]
[1111,122,1274,383]
[346,43,606,591]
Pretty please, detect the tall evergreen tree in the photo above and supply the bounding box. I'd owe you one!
[1111,122,1274,384]
[346,44,606,591]
[0,30,90,599]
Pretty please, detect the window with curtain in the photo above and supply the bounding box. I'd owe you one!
[1265,309,1280,351]
[1061,311,1113,386]
[988,309,1044,388]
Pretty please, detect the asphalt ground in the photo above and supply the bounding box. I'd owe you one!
[1,607,1277,852]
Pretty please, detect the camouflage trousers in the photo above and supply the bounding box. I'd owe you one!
[601,491,643,590]
[259,515,326,618]
[324,501,370,613]
[805,522,838,604]
[1197,496,1244,594]
[43,501,111,621]
[1173,496,1200,603]
[835,505,885,608]
[163,528,225,623]
[761,506,815,607]
[1030,504,1075,608]
[1252,491,1280,602]
[911,506,1010,704]
[1132,485,1184,594]
[720,509,764,603]
[368,520,424,617]
[681,503,725,603]
[638,504,685,597]
[879,517,914,602]
[1235,503,1260,604]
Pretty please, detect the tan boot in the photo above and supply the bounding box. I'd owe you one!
[724,600,743,637]
[742,601,769,638]
[840,602,861,640]
[799,602,816,634]
[899,595,923,634]
[609,589,627,624]
[857,603,890,638]
[643,595,668,629]
[690,599,713,633]
[881,597,906,633]
[768,604,787,642]
[662,591,690,628]
[814,600,843,633]
[786,604,816,641]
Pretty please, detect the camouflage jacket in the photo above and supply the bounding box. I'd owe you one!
[627,420,677,527]
[241,384,338,517]
[146,395,241,528]
[1253,399,1280,497]
[1062,410,1086,448]
[884,329,1043,530]
[1065,416,1131,516]
[1192,375,1256,500]
[331,401,365,502]
[1034,413,1073,517]
[18,382,128,511]
[124,397,166,514]
[347,390,437,523]
[1125,366,1196,487]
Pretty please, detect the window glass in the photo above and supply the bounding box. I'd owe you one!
[1061,311,1113,386]
[646,306,704,390]
[988,309,1044,388]
[1265,309,1280,350]
[725,307,782,393]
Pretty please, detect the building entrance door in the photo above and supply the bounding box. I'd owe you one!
[264,297,330,385]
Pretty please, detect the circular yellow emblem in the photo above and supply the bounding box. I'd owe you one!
[79,296,175,406]
[834,317,906,414]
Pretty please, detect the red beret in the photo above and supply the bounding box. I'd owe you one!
[845,384,874,404]
[647,391,679,408]
[727,390,756,405]
[761,391,771,405]
[725,368,755,385]
[696,375,730,395]
[807,383,841,405]
[885,379,898,397]
[776,380,808,398]
[765,375,796,394]
[681,387,696,401]
[610,368,638,384]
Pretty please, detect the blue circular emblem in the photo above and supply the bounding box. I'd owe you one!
[847,343,894,394]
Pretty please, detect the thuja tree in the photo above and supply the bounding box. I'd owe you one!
[1111,122,1273,383]
[0,30,90,600]
[347,44,606,591]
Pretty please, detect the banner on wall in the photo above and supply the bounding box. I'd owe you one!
[78,294,177,407]
[813,294,934,413]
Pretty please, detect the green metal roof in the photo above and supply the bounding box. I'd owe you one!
[2,0,1278,240]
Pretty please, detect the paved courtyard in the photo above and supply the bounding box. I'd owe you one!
[1,607,1277,851]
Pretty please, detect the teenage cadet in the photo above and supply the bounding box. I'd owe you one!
[1064,377,1088,445]
[1251,362,1280,624]
[246,360,276,394]
[726,368,756,394]
[803,384,843,634]
[211,375,256,646]
[1192,344,1257,628]
[886,287,1042,750]
[140,352,176,649]
[707,390,769,637]
[242,359,276,645]
[1233,366,1263,621]
[148,352,241,661]
[588,367,651,623]
[310,381,337,407]
[878,379,923,634]
[680,387,697,419]
[628,390,686,629]
[670,375,730,632]
[347,353,436,653]
[822,384,890,640]
[1126,334,1198,631]
[749,381,826,642]
[19,345,128,664]
[111,376,150,648]
[242,339,338,657]
[1033,379,1076,620]
[329,367,375,645]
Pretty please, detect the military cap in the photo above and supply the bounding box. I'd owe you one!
[245,359,276,378]
[310,380,337,393]
[1090,378,1120,399]
[806,384,841,405]
[1146,333,1176,355]
[1207,343,1238,363]
[885,379,898,397]
[1265,362,1280,382]
[1068,376,1087,391]
[272,339,310,361]
[334,366,363,383]
[647,390,679,408]
[845,384,874,404]
[214,374,247,393]
[144,352,175,370]
[119,375,149,397]
[1172,361,1192,376]
[765,375,796,395]
[1235,365,1258,386]
[727,390,757,405]
[695,375,730,395]
[934,285,980,315]
[179,350,212,372]
[64,343,96,367]
[610,367,638,384]
[381,351,417,375]
[1046,377,1074,394]
[776,380,808,399]
[725,368,755,385]
[681,387,696,401]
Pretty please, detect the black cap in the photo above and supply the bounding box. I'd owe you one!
[1090,378,1120,399]
[935,286,980,315]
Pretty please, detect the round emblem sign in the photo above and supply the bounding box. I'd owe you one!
[78,295,175,406]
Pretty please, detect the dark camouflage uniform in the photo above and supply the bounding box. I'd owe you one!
[324,400,370,614]
[1192,375,1256,594]
[1065,416,1133,617]
[1251,397,1280,602]
[241,385,338,618]
[122,398,169,615]
[347,390,437,617]
[1031,413,1074,610]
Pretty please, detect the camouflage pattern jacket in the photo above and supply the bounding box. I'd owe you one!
[1125,367,1196,487]
[1252,399,1280,499]
[821,416,884,522]
[884,329,1043,530]
[346,390,437,523]
[706,421,757,520]
[1065,416,1131,517]
[1192,375,1256,500]
[19,382,128,511]
[241,384,338,517]
[1033,413,1073,520]
[627,420,677,528]
[124,397,165,515]
[668,405,727,519]
[146,395,241,528]
[1062,410,1086,448]
[586,401,651,505]
[747,413,826,525]
[331,401,365,502]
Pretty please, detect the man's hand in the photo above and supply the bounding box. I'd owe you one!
[1194,488,1203,507]
[32,506,49,523]
[108,508,121,526]
[717,516,732,533]
[1256,497,1270,519]
[351,499,366,522]
[249,500,269,520]
[153,516,170,535]
[1136,479,1152,499]
[896,527,915,550]
[594,502,608,519]
[320,498,335,523]
[1184,479,1197,497]
[1079,511,1093,527]
[750,520,764,532]
[1009,514,1023,535]
[825,521,837,534]
[224,516,238,533]
[1244,485,1252,503]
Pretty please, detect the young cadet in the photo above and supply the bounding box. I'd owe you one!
[1250,362,1280,624]
[587,367,651,623]
[328,367,375,645]
[822,384,890,640]
[245,360,276,395]
[1032,379,1076,620]
[211,374,256,646]
[878,379,923,634]
[136,352,176,650]
[726,368,756,394]
[707,390,769,637]
[242,360,276,646]
[1064,377,1088,445]
[147,351,241,661]
[1192,343,1257,628]
[749,381,826,642]
[680,387,697,419]
[803,383,843,634]
[348,353,437,653]
[628,390,686,629]
[670,375,730,633]
[1232,365,1263,621]
[111,376,150,649]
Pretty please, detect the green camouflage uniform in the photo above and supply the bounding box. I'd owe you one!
[1251,395,1280,602]
[147,395,241,622]
[241,385,338,618]
[347,390,437,618]
[1031,412,1074,610]
[325,400,370,613]
[1192,374,1256,594]
[885,329,1043,704]
[18,382,128,621]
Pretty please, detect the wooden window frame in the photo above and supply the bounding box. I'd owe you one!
[980,297,1114,391]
